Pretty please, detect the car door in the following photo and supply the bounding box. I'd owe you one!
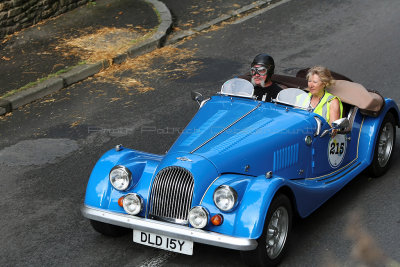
[308,110,362,178]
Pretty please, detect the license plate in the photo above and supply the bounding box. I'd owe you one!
[133,230,193,255]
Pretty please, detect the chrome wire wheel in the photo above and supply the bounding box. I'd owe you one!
[377,122,394,167]
[265,206,289,259]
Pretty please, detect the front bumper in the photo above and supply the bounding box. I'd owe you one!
[81,205,258,251]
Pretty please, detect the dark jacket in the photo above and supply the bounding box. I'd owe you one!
[238,73,283,102]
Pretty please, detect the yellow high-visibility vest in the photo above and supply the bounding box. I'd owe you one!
[302,90,343,123]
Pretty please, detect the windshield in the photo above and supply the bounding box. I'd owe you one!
[220,78,254,98]
[275,88,310,109]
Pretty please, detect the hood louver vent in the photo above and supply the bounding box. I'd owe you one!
[273,144,299,172]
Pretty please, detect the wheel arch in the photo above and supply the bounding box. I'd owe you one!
[387,107,400,127]
[359,100,400,166]
[275,186,299,219]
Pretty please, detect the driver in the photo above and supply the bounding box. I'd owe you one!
[240,53,282,101]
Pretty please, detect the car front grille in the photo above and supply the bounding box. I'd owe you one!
[148,166,194,224]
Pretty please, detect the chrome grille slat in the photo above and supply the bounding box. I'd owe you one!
[149,166,194,224]
[170,170,180,218]
[176,172,188,218]
[176,171,188,219]
[153,171,163,216]
[181,173,191,219]
[168,168,179,217]
[158,169,170,217]
[152,171,162,216]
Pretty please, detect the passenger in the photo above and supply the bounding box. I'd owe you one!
[303,66,343,126]
[240,53,282,102]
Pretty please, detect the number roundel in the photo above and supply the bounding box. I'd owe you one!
[327,134,347,168]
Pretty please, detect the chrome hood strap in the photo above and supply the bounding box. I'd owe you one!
[190,102,262,154]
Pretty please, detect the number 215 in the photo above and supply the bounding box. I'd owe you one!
[330,142,344,155]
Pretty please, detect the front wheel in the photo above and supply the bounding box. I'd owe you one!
[241,194,292,267]
[368,112,396,177]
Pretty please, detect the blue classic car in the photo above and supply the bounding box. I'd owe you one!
[82,72,399,266]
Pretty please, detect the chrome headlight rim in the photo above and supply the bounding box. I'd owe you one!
[109,165,132,191]
[188,206,209,229]
[122,193,143,215]
[213,185,238,212]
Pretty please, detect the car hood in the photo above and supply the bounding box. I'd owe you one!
[168,95,316,176]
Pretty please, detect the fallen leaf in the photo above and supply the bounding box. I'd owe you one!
[41,98,56,103]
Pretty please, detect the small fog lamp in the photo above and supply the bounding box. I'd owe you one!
[188,206,209,229]
[122,193,143,215]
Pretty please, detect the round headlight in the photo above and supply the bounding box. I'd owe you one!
[109,165,132,191]
[188,206,209,229]
[122,193,143,215]
[213,185,238,212]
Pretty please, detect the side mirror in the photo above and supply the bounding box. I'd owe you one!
[320,118,350,137]
[332,118,350,130]
[191,91,204,106]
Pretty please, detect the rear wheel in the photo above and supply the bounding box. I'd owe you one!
[368,112,396,177]
[90,220,129,237]
[241,194,292,267]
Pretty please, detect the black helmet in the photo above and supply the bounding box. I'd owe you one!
[251,53,275,79]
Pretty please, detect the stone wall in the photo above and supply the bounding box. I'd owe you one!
[0,0,89,39]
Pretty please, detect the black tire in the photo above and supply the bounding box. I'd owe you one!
[90,220,130,237]
[368,112,396,177]
[241,195,292,267]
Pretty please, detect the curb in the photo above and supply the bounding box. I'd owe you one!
[165,0,274,45]
[0,0,282,116]
[0,0,172,116]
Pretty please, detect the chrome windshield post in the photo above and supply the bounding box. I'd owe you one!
[314,117,322,136]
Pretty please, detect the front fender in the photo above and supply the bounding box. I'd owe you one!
[200,173,286,239]
[84,147,163,212]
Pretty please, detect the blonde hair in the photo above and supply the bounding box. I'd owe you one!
[306,66,335,87]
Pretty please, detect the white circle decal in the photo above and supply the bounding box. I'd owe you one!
[327,134,347,168]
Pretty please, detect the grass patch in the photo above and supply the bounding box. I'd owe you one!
[87,1,96,7]
[0,62,86,99]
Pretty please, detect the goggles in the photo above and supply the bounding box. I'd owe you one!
[250,66,268,76]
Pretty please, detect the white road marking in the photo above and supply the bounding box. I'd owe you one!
[136,251,177,267]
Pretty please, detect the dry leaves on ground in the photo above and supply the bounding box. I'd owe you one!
[54,26,202,95]
[94,46,202,94]
[55,26,152,63]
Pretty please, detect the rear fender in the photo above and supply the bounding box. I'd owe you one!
[358,99,400,165]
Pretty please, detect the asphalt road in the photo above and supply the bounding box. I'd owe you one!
[1,0,399,266]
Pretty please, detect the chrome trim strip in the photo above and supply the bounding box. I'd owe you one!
[82,205,257,251]
[314,116,322,136]
[190,102,262,153]
[149,214,188,225]
[314,158,357,182]
[199,175,221,205]
[324,162,361,184]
